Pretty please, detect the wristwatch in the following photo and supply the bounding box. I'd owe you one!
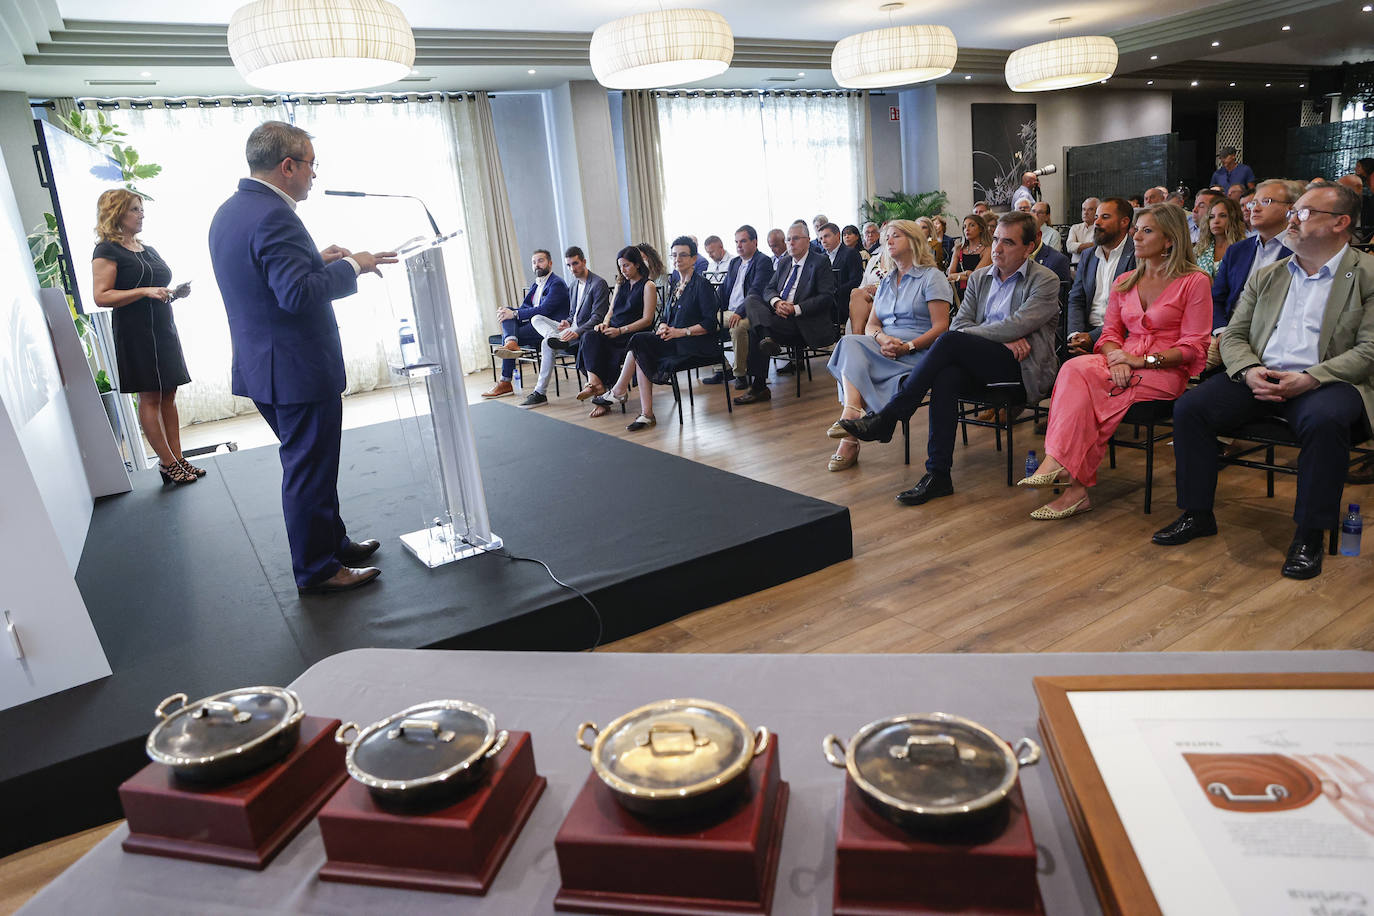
[1144,353,1162,369]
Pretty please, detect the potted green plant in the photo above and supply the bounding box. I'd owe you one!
[860,189,951,224]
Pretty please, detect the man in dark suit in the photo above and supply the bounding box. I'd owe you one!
[1031,224,1071,284]
[703,224,773,389]
[516,246,609,408]
[735,220,838,404]
[208,121,396,593]
[1066,197,1136,356]
[486,249,570,398]
[819,221,863,325]
[1155,184,1373,579]
[1210,179,1301,332]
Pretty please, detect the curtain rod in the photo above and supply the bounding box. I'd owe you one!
[31,92,480,110]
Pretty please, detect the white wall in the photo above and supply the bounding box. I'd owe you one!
[0,91,51,234]
[934,86,1173,220]
[869,92,903,199]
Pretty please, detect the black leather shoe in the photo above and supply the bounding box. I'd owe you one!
[733,376,751,391]
[776,359,798,375]
[839,411,897,443]
[700,370,729,385]
[1348,455,1374,485]
[338,538,381,563]
[1151,511,1218,546]
[299,565,380,594]
[547,338,571,351]
[758,337,782,358]
[1281,529,1325,580]
[896,473,954,506]
[733,387,772,405]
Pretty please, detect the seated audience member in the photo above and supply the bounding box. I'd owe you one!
[577,244,659,414]
[1032,221,1072,284]
[1129,195,1143,209]
[1194,196,1247,277]
[767,227,788,270]
[1166,192,1186,207]
[1019,204,1212,518]
[1032,201,1062,253]
[843,224,870,268]
[1143,186,1168,206]
[1239,191,1256,233]
[735,219,838,404]
[1066,197,1099,269]
[982,210,999,238]
[669,237,708,283]
[811,214,829,255]
[825,220,952,471]
[702,235,730,282]
[949,214,992,296]
[516,246,610,408]
[1189,188,1224,243]
[915,216,940,266]
[1067,198,1137,354]
[1154,183,1373,580]
[840,212,1060,505]
[704,224,773,390]
[1012,172,1038,209]
[851,224,894,334]
[862,221,881,255]
[972,201,990,217]
[1227,183,1247,202]
[1358,157,1374,228]
[1211,146,1257,193]
[486,248,570,398]
[931,215,955,270]
[820,221,864,323]
[1209,179,1301,364]
[604,236,720,431]
[1014,198,1033,215]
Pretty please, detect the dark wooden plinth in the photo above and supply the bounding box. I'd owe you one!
[119,715,346,870]
[315,730,545,895]
[554,735,789,915]
[834,780,1043,915]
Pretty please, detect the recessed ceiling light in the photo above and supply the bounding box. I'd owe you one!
[140,71,151,77]
[798,71,805,76]
[1147,80,1154,85]
[964,74,971,79]
[1299,82,1306,87]
[1364,4,1372,11]
[1149,54,1158,60]
[1265,82,1272,87]
[527,69,536,74]
[1191,80,1199,86]
[1211,40,1220,46]
[1281,24,1291,30]
[1229,82,1236,86]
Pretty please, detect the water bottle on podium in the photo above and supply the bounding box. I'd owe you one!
[398,317,419,368]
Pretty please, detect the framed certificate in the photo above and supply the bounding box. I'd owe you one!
[1034,673,1374,916]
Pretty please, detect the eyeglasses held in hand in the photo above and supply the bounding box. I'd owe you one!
[1108,375,1142,397]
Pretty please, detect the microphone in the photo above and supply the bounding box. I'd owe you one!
[324,189,442,238]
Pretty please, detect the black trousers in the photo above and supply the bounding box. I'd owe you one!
[743,296,806,384]
[627,331,682,379]
[1173,373,1365,530]
[878,330,1024,475]
[578,328,631,383]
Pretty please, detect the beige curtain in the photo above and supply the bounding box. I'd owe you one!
[860,90,876,205]
[622,90,667,261]
[443,92,523,347]
[50,97,80,135]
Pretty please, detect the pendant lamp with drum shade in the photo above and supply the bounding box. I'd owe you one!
[832,4,957,89]
[589,8,733,89]
[228,0,416,92]
[1005,19,1117,92]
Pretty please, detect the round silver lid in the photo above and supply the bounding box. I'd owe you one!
[146,686,302,767]
[345,700,499,791]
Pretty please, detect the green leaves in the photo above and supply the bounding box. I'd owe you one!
[62,110,159,197]
[94,370,112,394]
[27,214,65,289]
[861,190,951,225]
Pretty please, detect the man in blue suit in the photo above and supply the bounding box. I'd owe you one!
[1031,224,1071,284]
[703,224,773,389]
[1066,197,1136,356]
[209,121,396,594]
[1210,179,1300,332]
[486,249,569,398]
[819,222,864,325]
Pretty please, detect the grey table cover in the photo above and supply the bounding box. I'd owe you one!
[20,649,1374,915]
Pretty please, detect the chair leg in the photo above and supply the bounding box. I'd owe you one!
[1266,445,1275,497]
[902,418,910,466]
[960,401,969,446]
[1109,440,1117,469]
[1143,423,1154,515]
[1005,411,1015,486]
[794,347,802,398]
[671,377,683,425]
[1328,527,1339,556]
[686,371,694,408]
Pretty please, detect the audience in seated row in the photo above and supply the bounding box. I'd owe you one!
[1067,197,1137,354]
[485,249,569,398]
[576,243,660,416]
[1194,196,1246,278]
[513,247,610,408]
[703,225,773,391]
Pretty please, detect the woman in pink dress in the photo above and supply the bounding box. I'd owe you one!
[1016,203,1212,518]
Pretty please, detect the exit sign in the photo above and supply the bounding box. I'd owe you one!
[889,106,900,121]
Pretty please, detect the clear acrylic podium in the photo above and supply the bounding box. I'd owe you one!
[389,233,502,567]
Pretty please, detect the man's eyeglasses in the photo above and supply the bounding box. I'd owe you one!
[1287,207,1341,222]
[1246,197,1290,209]
[283,156,318,172]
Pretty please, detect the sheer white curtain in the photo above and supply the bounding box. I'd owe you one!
[656,92,867,242]
[107,99,481,426]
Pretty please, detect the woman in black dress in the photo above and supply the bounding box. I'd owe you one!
[91,189,198,485]
[576,244,659,418]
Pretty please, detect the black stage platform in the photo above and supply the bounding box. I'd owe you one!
[0,402,850,855]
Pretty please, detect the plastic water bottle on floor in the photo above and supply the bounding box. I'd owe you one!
[1025,449,1039,479]
[398,318,419,368]
[1340,503,1362,556]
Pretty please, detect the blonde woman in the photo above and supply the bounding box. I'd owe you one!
[1194,196,1247,276]
[824,220,952,471]
[91,189,198,485]
[1019,204,1212,518]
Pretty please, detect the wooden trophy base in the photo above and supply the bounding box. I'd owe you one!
[316,730,545,895]
[834,780,1043,916]
[119,715,346,870]
[554,735,789,915]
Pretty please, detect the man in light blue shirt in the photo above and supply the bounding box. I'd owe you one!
[1210,147,1256,193]
[1156,183,1374,580]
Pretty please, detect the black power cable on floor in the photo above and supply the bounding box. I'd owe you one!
[488,547,604,651]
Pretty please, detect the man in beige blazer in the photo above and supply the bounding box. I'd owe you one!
[1154,183,1374,579]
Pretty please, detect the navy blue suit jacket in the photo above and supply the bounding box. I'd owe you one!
[829,244,864,304]
[1067,236,1137,337]
[208,179,359,405]
[718,251,774,314]
[515,273,570,322]
[663,273,720,361]
[1033,244,1072,285]
[1210,234,1291,329]
[761,250,839,347]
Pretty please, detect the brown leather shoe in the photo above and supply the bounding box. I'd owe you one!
[338,538,381,564]
[299,565,380,594]
[481,380,514,398]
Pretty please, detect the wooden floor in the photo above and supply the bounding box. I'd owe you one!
[510,361,1374,656]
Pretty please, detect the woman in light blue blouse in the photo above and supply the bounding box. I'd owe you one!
[825,219,952,471]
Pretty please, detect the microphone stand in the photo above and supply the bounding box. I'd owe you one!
[324,190,443,239]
